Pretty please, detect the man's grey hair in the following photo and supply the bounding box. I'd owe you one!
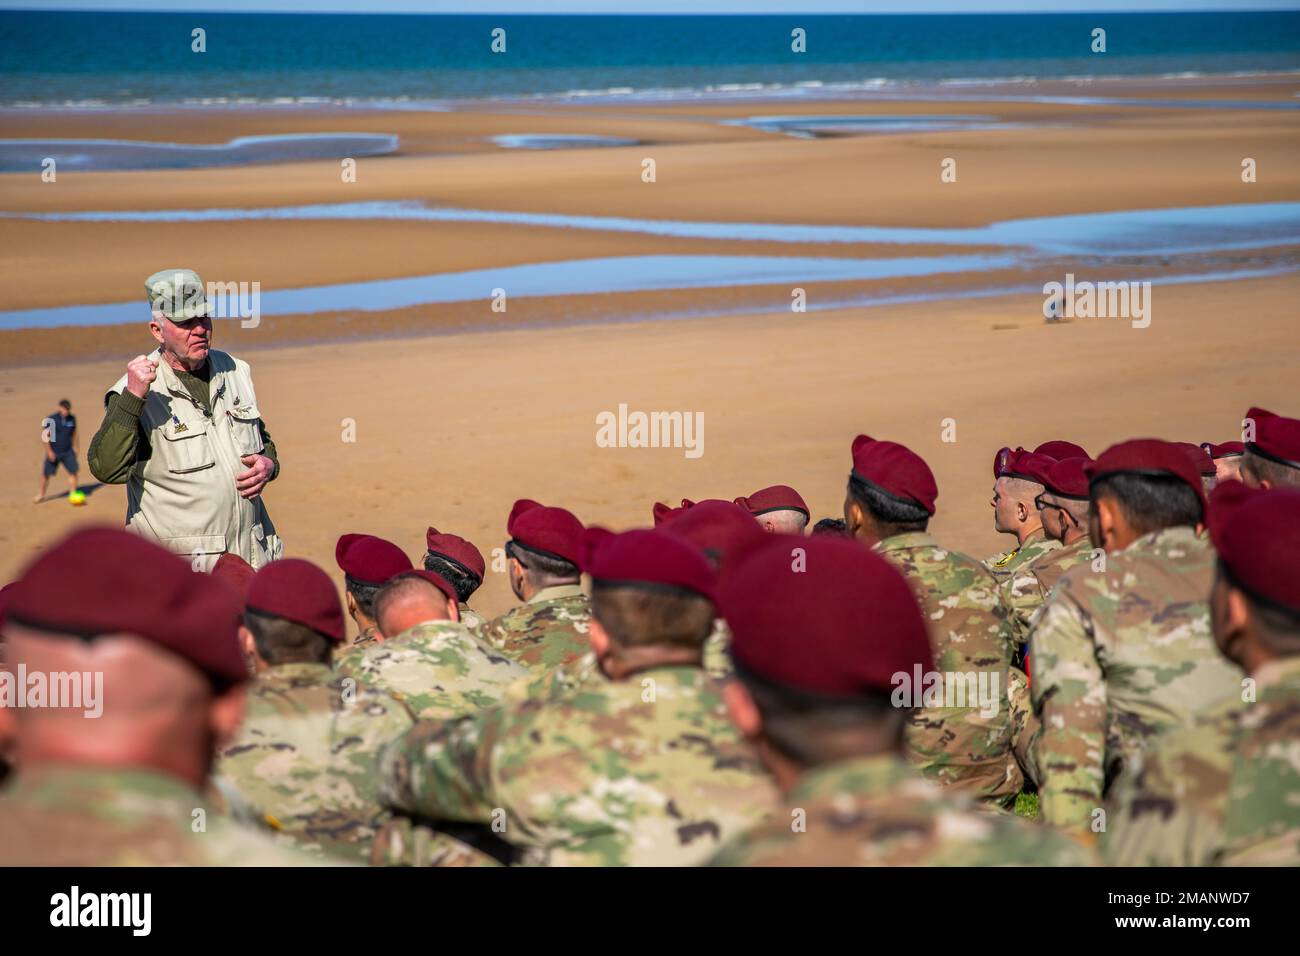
[760,509,809,534]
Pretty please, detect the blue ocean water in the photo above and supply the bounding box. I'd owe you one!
[0,11,1297,107]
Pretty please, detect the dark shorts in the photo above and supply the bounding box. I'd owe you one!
[43,450,79,477]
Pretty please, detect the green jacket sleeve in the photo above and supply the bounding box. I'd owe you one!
[88,391,149,485]
[259,420,280,481]
[378,713,501,825]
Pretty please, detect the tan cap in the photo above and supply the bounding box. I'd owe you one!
[145,268,212,321]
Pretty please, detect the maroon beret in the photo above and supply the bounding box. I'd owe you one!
[1174,441,1217,478]
[1084,438,1208,518]
[425,526,486,581]
[734,485,809,519]
[994,447,1055,485]
[1209,482,1300,615]
[211,553,256,600]
[335,533,412,586]
[388,569,458,605]
[1034,440,1090,461]
[247,558,345,644]
[850,434,938,515]
[1201,441,1245,460]
[663,500,766,571]
[507,499,585,565]
[1041,457,1092,499]
[1245,407,1300,471]
[3,527,247,689]
[579,527,716,600]
[719,535,933,697]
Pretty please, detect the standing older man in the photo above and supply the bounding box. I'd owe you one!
[88,268,282,571]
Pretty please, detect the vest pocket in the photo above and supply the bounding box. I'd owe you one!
[162,533,227,571]
[228,408,264,458]
[159,427,216,474]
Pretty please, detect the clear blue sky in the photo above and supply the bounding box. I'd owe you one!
[4,1,1298,12]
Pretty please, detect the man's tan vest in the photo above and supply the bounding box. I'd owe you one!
[108,347,282,571]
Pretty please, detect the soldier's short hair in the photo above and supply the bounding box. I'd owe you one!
[344,575,384,619]
[509,541,579,582]
[740,671,905,766]
[423,553,482,604]
[244,606,333,665]
[590,581,714,650]
[1090,473,1202,535]
[847,475,930,534]
[1242,449,1300,490]
[811,517,848,536]
[373,574,448,633]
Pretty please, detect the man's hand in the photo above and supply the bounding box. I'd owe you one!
[235,454,274,499]
[126,354,158,399]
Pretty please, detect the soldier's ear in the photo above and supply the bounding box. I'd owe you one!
[237,625,257,661]
[446,596,460,623]
[209,684,247,752]
[588,617,610,658]
[723,680,762,740]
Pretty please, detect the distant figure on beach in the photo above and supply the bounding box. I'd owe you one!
[87,268,283,571]
[34,398,78,503]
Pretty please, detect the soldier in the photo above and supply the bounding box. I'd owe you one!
[378,527,779,866]
[1241,406,1300,490]
[1201,441,1244,484]
[1002,456,1096,646]
[479,499,591,670]
[984,447,1061,581]
[1108,483,1300,865]
[707,534,1090,866]
[1106,482,1300,866]
[423,526,488,629]
[1029,439,1242,839]
[1002,457,1096,786]
[336,570,525,719]
[335,533,412,651]
[0,528,322,865]
[87,269,283,570]
[213,558,417,862]
[843,434,1020,807]
[734,484,810,534]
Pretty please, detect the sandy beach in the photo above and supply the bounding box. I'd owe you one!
[2,73,1298,609]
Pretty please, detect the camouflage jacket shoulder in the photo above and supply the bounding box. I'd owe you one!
[459,605,487,630]
[379,664,779,866]
[875,532,1019,806]
[502,619,733,706]
[479,584,592,670]
[0,766,334,866]
[709,756,1092,867]
[1028,526,1243,833]
[213,662,414,861]
[984,527,1061,582]
[335,619,527,720]
[1003,536,1094,646]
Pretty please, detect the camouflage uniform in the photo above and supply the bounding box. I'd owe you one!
[213,661,414,861]
[369,816,503,867]
[378,664,779,866]
[0,766,329,865]
[1028,527,1242,834]
[335,619,527,720]
[459,605,486,630]
[479,584,592,670]
[874,532,1021,806]
[338,623,381,658]
[1105,654,1299,866]
[502,619,732,705]
[1007,665,1039,786]
[984,526,1060,583]
[708,756,1092,866]
[1002,536,1094,648]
